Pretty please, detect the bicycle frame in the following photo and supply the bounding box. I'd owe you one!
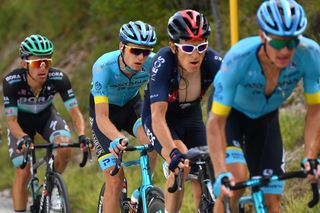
[122,145,153,213]
[110,144,162,213]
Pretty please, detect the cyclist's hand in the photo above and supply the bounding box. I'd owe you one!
[16,135,33,154]
[78,135,94,151]
[168,148,188,174]
[108,137,128,158]
[301,158,320,182]
[213,172,234,198]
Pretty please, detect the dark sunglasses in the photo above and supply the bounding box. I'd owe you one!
[263,32,300,50]
[174,42,208,54]
[125,45,153,57]
[25,58,52,68]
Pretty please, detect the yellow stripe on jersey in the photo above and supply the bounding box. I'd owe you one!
[227,146,242,152]
[94,96,109,104]
[304,92,320,105]
[211,101,232,117]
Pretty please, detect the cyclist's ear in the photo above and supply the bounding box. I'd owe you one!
[169,41,177,54]
[21,60,27,68]
[119,42,125,51]
[258,30,266,44]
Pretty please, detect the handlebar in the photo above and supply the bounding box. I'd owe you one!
[19,141,92,169]
[223,170,319,209]
[168,168,183,193]
[109,144,154,176]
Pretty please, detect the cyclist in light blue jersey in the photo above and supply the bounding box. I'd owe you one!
[89,21,157,213]
[207,1,320,212]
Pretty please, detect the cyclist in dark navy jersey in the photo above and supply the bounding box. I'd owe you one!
[142,10,222,212]
[2,34,91,213]
[207,1,320,212]
[89,21,157,213]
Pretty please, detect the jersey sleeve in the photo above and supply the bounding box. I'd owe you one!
[204,48,223,77]
[149,47,175,103]
[54,70,79,110]
[212,51,242,116]
[91,58,110,105]
[2,76,18,116]
[301,40,320,104]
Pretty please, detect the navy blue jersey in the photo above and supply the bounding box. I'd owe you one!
[143,46,222,115]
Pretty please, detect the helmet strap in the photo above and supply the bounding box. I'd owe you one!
[26,64,37,82]
[120,48,137,74]
[263,43,275,65]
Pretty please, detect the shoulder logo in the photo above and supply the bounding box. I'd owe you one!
[49,72,63,80]
[5,74,21,84]
[151,56,165,81]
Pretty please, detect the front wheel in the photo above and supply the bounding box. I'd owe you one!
[97,179,128,213]
[45,172,70,213]
[144,187,165,213]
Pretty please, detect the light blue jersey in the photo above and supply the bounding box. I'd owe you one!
[91,50,154,107]
[213,36,320,119]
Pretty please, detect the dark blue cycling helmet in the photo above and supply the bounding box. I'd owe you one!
[119,21,157,47]
[257,0,307,37]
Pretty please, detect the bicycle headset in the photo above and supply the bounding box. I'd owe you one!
[257,0,307,37]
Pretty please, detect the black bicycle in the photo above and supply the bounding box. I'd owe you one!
[168,146,215,213]
[20,140,91,213]
[97,144,164,213]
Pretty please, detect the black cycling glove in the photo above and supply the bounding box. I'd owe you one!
[17,135,32,151]
[78,135,93,148]
[168,148,185,172]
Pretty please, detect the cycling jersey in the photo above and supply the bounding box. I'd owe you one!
[212,36,320,119]
[3,68,78,116]
[143,46,222,116]
[90,50,154,107]
[142,46,222,153]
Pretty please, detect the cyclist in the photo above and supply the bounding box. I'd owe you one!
[142,10,222,212]
[89,21,157,213]
[207,0,320,212]
[2,34,92,213]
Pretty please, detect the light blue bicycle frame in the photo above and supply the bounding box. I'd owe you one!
[121,145,154,213]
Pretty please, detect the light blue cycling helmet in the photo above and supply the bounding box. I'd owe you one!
[119,21,157,47]
[257,0,307,36]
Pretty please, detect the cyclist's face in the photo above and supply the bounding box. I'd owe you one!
[120,43,152,71]
[22,55,51,83]
[260,31,297,69]
[170,39,207,73]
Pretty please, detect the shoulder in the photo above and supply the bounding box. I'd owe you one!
[93,50,120,74]
[222,36,261,69]
[296,36,320,55]
[152,47,176,68]
[204,48,223,65]
[48,68,68,81]
[3,68,25,85]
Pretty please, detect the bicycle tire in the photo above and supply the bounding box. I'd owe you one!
[97,181,129,213]
[144,187,165,213]
[97,183,105,213]
[45,172,70,213]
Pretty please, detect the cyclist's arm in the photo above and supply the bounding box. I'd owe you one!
[95,102,125,140]
[68,107,85,136]
[207,111,229,176]
[151,101,176,159]
[304,104,320,158]
[6,116,27,139]
[3,75,27,139]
